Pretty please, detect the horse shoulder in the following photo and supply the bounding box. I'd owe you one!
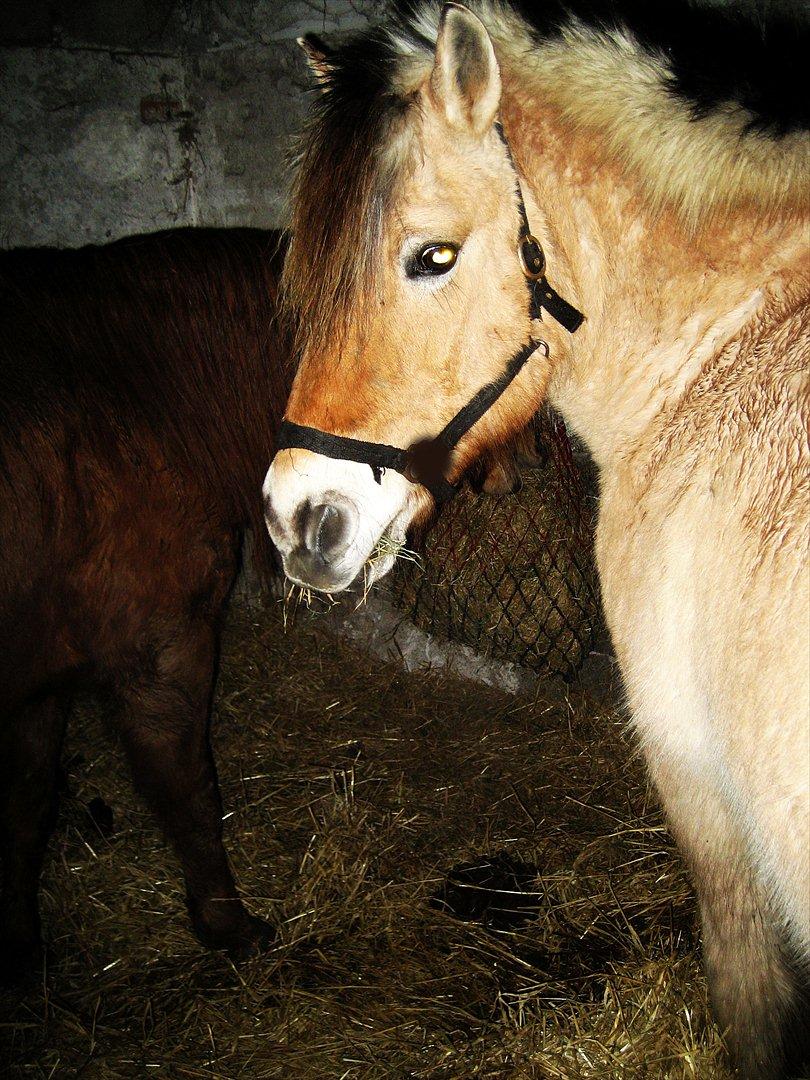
[596,284,809,947]
[596,282,809,760]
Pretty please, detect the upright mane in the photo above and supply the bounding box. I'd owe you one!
[283,0,809,350]
[505,0,809,135]
[498,0,810,227]
[0,228,291,578]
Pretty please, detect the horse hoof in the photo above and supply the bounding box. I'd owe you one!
[191,903,275,960]
[223,914,276,962]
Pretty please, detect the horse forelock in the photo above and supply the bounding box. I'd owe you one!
[282,25,431,362]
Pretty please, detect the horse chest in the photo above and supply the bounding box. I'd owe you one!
[595,469,732,778]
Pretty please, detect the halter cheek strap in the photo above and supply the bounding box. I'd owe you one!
[496,121,585,336]
[277,125,584,504]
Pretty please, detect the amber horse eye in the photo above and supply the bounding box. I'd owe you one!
[412,243,458,276]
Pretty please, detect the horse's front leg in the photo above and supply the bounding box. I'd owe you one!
[115,620,273,959]
[0,695,68,982]
[647,751,807,1079]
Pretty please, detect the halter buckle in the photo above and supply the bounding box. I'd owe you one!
[519,234,546,281]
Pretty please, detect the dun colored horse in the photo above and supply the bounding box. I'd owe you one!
[264,3,809,1075]
[1,228,289,976]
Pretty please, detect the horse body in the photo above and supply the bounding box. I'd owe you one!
[514,58,810,987]
[592,274,809,1068]
[264,3,809,1074]
[0,228,289,973]
[515,55,810,993]
[500,54,810,1067]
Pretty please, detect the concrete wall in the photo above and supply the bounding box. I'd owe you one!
[0,1,382,248]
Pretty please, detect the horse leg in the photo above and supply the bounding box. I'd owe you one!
[649,754,807,1079]
[115,621,273,959]
[0,695,68,982]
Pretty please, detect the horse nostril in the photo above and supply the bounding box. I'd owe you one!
[263,491,281,534]
[303,502,351,562]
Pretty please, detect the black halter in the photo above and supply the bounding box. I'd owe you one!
[277,124,584,505]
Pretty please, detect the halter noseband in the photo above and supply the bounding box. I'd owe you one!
[276,124,584,505]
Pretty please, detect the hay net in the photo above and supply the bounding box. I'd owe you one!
[390,409,600,681]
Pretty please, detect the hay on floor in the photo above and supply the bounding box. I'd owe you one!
[0,603,731,1079]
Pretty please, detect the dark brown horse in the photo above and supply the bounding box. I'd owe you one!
[0,227,290,976]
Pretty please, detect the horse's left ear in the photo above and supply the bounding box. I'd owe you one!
[429,3,501,136]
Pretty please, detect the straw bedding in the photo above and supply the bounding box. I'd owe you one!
[0,603,731,1078]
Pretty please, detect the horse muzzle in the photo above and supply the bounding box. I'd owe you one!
[271,495,359,592]
[262,447,416,593]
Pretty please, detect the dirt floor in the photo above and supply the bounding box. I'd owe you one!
[0,601,733,1078]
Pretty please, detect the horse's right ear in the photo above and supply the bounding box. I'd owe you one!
[298,33,333,83]
[429,3,501,136]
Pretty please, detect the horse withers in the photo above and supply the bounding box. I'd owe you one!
[263,3,809,1076]
[0,228,290,976]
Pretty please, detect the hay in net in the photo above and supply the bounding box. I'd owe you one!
[391,409,600,680]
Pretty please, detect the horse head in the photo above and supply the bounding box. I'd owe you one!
[264,5,569,593]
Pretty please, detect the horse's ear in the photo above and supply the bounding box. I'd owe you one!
[429,4,501,136]
[298,33,333,83]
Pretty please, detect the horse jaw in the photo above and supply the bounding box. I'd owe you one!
[262,449,422,594]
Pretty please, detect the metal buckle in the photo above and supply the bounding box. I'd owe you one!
[519,234,546,280]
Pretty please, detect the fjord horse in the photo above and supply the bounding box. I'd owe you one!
[263,3,810,1075]
[1,228,289,975]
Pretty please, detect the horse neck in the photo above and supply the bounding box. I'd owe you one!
[500,88,807,477]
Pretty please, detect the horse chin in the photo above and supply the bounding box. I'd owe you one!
[283,567,356,595]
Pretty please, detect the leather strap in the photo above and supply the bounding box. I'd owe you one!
[496,120,585,334]
[277,339,534,505]
[277,420,406,477]
[533,280,585,333]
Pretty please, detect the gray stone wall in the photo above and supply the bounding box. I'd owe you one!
[0,1,382,249]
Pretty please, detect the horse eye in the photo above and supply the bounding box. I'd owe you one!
[411,243,458,277]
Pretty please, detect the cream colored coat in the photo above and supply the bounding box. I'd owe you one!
[265,5,809,1074]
